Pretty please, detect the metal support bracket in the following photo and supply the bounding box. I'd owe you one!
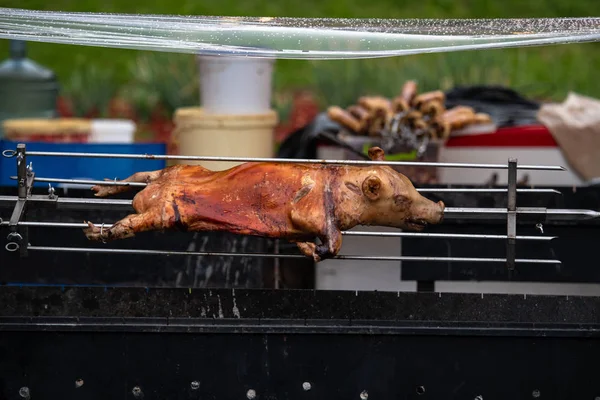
[6,144,34,256]
[506,158,517,271]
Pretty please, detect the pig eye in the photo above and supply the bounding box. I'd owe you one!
[394,196,411,209]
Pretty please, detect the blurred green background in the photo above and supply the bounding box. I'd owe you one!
[1,0,599,117]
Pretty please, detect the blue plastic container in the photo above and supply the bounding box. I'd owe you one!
[0,140,167,187]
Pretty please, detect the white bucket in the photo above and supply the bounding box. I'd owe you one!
[197,56,274,114]
[90,119,136,143]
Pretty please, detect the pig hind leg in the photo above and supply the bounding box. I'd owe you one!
[91,170,163,198]
[84,211,162,242]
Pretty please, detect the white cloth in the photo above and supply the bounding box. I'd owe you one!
[538,92,600,182]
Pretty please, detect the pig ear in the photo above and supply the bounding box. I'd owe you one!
[362,175,382,201]
[367,147,385,161]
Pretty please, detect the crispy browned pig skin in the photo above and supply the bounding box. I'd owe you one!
[84,147,445,262]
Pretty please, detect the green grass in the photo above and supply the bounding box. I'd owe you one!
[1,0,599,111]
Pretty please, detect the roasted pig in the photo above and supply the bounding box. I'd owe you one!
[84,147,445,261]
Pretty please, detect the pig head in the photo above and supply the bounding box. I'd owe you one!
[336,146,445,232]
[299,146,445,262]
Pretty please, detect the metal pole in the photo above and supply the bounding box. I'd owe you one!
[417,188,561,194]
[443,207,600,221]
[16,144,27,199]
[13,176,562,194]
[506,158,517,271]
[2,148,566,171]
[1,195,598,222]
[7,143,31,257]
[26,245,562,264]
[12,176,146,187]
[0,220,558,241]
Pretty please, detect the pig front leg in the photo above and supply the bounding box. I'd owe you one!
[290,204,343,262]
[289,182,343,262]
[295,229,342,262]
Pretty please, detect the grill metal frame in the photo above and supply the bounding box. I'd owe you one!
[2,143,594,267]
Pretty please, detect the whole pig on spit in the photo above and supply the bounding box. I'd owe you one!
[83,147,445,262]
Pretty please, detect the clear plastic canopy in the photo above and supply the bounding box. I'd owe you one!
[0,7,599,59]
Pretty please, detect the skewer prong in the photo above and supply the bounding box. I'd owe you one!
[11,176,563,194]
[0,220,557,241]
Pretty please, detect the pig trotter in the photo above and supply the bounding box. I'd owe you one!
[296,240,338,262]
[91,180,125,198]
[84,212,162,242]
[296,230,342,262]
[296,242,320,261]
[92,170,163,197]
[84,219,136,242]
[83,221,107,243]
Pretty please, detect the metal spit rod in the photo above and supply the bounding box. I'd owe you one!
[0,220,557,241]
[2,149,565,170]
[14,176,562,195]
[446,207,600,221]
[1,195,597,222]
[25,245,561,264]
[0,196,134,207]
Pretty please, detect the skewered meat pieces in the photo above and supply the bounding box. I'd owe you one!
[391,96,410,113]
[84,147,445,262]
[441,105,475,120]
[419,100,444,117]
[347,105,369,122]
[474,113,493,124]
[400,80,418,104]
[412,90,445,108]
[327,106,364,133]
[358,96,393,114]
[366,108,389,136]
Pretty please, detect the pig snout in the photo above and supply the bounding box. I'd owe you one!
[409,198,445,227]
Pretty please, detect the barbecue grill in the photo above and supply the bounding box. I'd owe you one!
[2,140,600,400]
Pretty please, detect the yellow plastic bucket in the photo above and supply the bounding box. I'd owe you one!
[172,107,278,171]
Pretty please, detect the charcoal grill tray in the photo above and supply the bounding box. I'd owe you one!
[0,286,599,400]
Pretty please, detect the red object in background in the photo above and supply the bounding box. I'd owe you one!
[445,125,558,148]
[55,95,174,147]
[275,91,320,143]
[108,97,138,120]
[56,96,74,118]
